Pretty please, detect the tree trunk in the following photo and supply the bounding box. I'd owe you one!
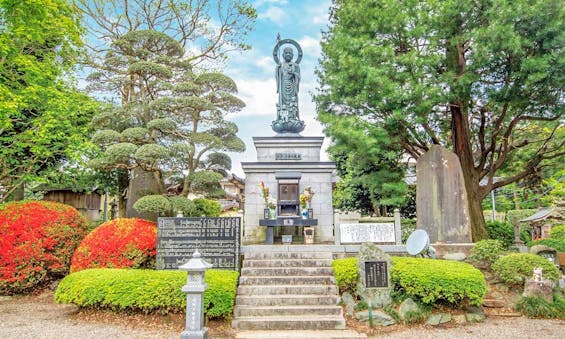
[451,107,489,241]
[447,38,489,242]
[126,167,161,221]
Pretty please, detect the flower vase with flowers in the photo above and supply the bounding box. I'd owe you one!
[300,186,314,219]
[259,181,276,219]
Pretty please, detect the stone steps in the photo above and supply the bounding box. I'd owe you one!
[236,330,366,339]
[234,305,343,317]
[243,258,333,267]
[232,251,345,332]
[236,294,340,306]
[243,252,334,260]
[237,284,338,295]
[239,275,335,285]
[232,315,345,331]
[241,267,334,276]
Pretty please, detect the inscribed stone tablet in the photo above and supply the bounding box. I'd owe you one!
[340,223,395,243]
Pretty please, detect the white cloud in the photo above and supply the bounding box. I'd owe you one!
[298,35,321,58]
[230,77,277,117]
[259,6,287,25]
[254,0,288,8]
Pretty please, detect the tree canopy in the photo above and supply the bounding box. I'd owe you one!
[0,0,98,201]
[316,0,564,240]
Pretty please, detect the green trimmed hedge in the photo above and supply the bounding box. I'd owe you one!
[332,257,487,307]
[54,268,238,318]
[492,253,560,285]
[332,257,358,293]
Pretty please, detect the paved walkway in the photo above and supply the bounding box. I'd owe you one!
[1,292,564,338]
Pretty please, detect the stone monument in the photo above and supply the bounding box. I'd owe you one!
[241,36,336,244]
[416,145,472,243]
[357,243,393,308]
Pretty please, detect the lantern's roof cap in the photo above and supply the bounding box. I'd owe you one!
[178,250,213,271]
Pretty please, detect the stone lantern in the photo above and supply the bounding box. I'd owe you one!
[179,250,213,339]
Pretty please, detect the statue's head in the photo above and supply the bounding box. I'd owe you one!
[283,47,293,62]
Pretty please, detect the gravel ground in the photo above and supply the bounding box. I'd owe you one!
[1,291,563,339]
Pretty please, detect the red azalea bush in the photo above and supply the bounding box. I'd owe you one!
[0,201,89,295]
[70,218,157,273]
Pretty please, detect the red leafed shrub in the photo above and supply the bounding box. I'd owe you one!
[0,201,88,295]
[70,218,157,273]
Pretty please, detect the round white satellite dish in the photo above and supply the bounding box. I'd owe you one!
[406,229,430,256]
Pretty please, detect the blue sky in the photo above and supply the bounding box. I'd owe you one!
[224,0,332,177]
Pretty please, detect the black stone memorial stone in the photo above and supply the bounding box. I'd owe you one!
[364,261,388,288]
[156,217,240,270]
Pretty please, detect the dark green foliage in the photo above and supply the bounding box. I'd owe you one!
[169,197,196,216]
[316,0,565,242]
[468,239,506,269]
[55,268,238,318]
[328,130,407,215]
[514,294,565,319]
[492,254,560,285]
[486,221,515,249]
[332,257,358,294]
[391,257,487,307]
[191,198,221,217]
[332,257,487,307]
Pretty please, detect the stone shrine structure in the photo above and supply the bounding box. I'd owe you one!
[241,36,336,244]
[416,145,472,243]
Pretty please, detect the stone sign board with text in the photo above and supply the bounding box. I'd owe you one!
[357,243,392,308]
[156,217,240,270]
[340,223,395,243]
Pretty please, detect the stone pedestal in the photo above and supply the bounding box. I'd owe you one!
[242,136,336,244]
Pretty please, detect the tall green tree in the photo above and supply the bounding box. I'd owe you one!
[88,30,245,217]
[79,0,255,217]
[316,0,564,240]
[0,0,97,202]
[323,114,407,216]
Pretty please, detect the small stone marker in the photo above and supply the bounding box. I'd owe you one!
[357,243,392,308]
[416,145,472,243]
[179,250,213,339]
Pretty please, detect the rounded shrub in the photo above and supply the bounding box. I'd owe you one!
[169,197,196,216]
[70,218,156,272]
[55,268,239,318]
[486,221,514,248]
[549,224,565,240]
[133,195,171,215]
[332,257,487,307]
[391,257,487,307]
[0,201,88,294]
[191,198,221,217]
[468,239,505,269]
[492,253,560,285]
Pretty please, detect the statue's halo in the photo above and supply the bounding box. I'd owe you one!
[273,38,303,64]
